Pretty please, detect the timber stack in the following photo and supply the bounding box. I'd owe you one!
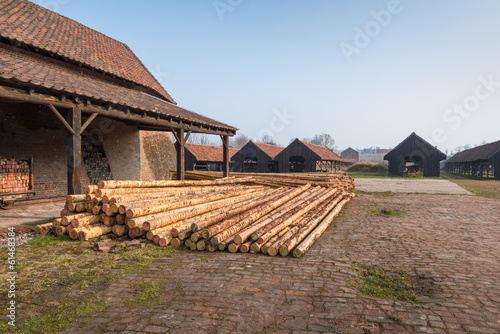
[36,173,355,257]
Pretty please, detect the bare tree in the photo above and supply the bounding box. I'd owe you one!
[260,134,278,146]
[188,133,219,146]
[230,133,250,148]
[303,133,336,151]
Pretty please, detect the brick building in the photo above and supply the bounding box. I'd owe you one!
[340,147,360,163]
[0,0,236,199]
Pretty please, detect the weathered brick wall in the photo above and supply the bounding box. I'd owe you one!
[100,120,141,181]
[0,102,68,198]
[0,103,178,198]
[140,131,176,180]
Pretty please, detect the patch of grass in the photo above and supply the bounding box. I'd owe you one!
[442,172,500,200]
[352,264,417,302]
[354,190,394,197]
[387,314,403,323]
[127,280,163,305]
[367,208,401,217]
[0,234,185,332]
[0,298,107,333]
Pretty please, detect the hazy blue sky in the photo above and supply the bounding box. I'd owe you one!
[37,0,500,153]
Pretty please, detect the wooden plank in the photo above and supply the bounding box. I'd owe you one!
[81,112,98,133]
[67,106,82,194]
[49,104,76,135]
[221,135,229,178]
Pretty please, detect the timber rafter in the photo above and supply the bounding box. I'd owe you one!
[0,83,236,136]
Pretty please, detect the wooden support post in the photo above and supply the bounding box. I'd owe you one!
[173,128,191,180]
[221,135,229,178]
[67,106,82,194]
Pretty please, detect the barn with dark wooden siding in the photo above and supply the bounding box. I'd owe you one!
[185,143,238,172]
[0,0,236,199]
[444,140,500,180]
[384,132,446,177]
[274,139,345,173]
[231,141,284,173]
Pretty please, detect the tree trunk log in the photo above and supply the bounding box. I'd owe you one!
[84,185,99,195]
[233,187,321,244]
[209,185,311,245]
[190,188,279,232]
[98,177,253,189]
[141,190,265,231]
[66,194,86,203]
[202,189,289,240]
[125,187,263,218]
[71,214,101,228]
[279,192,345,256]
[78,225,113,241]
[255,188,336,245]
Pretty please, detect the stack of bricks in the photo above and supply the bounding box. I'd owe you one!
[0,157,30,193]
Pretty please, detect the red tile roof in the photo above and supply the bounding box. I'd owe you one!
[0,0,174,103]
[0,42,236,130]
[300,140,344,161]
[252,141,284,159]
[185,143,239,162]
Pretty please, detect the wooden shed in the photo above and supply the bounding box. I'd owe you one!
[384,132,446,177]
[0,0,236,197]
[444,140,500,180]
[231,141,284,173]
[275,139,345,173]
[185,143,238,172]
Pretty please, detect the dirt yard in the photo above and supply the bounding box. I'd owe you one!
[1,184,499,333]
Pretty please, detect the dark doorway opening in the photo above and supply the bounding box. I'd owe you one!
[404,155,423,176]
[243,157,258,172]
[289,156,305,172]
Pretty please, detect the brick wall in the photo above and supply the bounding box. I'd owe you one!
[0,102,178,198]
[140,131,176,180]
[0,102,68,198]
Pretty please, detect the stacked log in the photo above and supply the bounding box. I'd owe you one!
[41,172,354,257]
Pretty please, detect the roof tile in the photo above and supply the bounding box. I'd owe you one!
[0,0,174,103]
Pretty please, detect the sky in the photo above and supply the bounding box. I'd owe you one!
[36,0,500,154]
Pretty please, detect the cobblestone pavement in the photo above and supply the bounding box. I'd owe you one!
[63,193,500,334]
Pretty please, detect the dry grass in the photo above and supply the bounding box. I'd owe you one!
[442,172,500,200]
[0,234,185,333]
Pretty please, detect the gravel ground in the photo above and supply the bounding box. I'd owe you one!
[0,231,39,247]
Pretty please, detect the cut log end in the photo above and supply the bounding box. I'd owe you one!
[233,235,243,245]
[267,246,278,257]
[292,249,303,258]
[228,243,238,253]
[171,238,181,247]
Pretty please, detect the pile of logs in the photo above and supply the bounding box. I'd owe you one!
[36,173,355,257]
[171,171,354,191]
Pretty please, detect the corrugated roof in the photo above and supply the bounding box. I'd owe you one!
[0,44,236,130]
[252,141,284,159]
[300,140,344,161]
[446,140,500,163]
[185,143,239,162]
[0,0,174,103]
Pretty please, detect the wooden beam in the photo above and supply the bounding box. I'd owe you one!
[48,104,76,135]
[67,106,82,195]
[221,135,230,178]
[0,84,237,136]
[175,128,186,180]
[81,112,98,133]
